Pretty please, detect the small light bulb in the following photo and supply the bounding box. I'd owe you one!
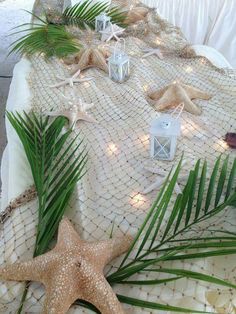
[130,192,146,208]
[143,84,149,92]
[185,66,193,73]
[107,143,118,155]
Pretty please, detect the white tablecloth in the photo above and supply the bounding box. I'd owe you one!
[0,0,36,210]
[1,58,33,211]
[142,0,236,68]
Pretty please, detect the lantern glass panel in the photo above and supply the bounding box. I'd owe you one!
[109,58,130,83]
[105,20,110,29]
[122,61,130,78]
[153,136,171,160]
[96,20,104,32]
[95,14,111,32]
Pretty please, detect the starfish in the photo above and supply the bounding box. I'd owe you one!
[124,6,149,24]
[0,217,133,314]
[48,69,93,88]
[71,46,110,73]
[143,161,187,195]
[45,97,97,129]
[143,48,163,59]
[148,82,211,115]
[100,23,125,42]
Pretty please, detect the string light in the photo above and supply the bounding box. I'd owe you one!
[142,84,149,92]
[185,66,193,73]
[140,134,149,146]
[107,143,118,156]
[129,192,146,208]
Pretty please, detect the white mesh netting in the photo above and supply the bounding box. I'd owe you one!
[0,3,236,314]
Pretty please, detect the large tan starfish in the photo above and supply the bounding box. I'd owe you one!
[65,46,110,73]
[124,6,149,24]
[116,0,148,23]
[148,82,211,115]
[0,217,133,314]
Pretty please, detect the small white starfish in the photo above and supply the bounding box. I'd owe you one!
[100,23,125,42]
[143,48,164,59]
[143,161,187,195]
[48,69,93,88]
[45,95,97,129]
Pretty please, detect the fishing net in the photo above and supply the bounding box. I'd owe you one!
[0,1,236,313]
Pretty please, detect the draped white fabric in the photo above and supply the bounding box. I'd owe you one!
[142,0,236,68]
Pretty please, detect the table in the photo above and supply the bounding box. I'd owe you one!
[1,3,236,314]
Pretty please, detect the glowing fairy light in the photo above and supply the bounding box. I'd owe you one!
[143,84,149,92]
[130,192,146,208]
[185,66,193,73]
[140,134,149,147]
[107,143,118,156]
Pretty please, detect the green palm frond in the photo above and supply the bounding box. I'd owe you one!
[9,19,81,58]
[62,0,127,28]
[9,1,126,58]
[6,111,87,256]
[7,111,87,313]
[102,155,236,313]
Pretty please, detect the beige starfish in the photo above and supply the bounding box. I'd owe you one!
[0,217,133,314]
[100,23,125,42]
[124,6,149,24]
[142,48,163,59]
[48,69,93,88]
[45,97,97,129]
[148,82,211,115]
[143,161,187,195]
[124,4,149,24]
[66,46,110,73]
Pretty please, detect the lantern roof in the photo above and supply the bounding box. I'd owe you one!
[150,114,181,137]
[96,12,111,21]
[108,51,129,64]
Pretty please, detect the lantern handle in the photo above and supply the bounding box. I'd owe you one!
[114,38,126,57]
[171,103,184,120]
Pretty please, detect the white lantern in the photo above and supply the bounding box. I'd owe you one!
[108,40,130,83]
[95,12,111,32]
[150,114,181,161]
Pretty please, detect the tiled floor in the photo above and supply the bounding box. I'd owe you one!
[0,0,35,188]
[0,77,11,159]
[0,73,15,189]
